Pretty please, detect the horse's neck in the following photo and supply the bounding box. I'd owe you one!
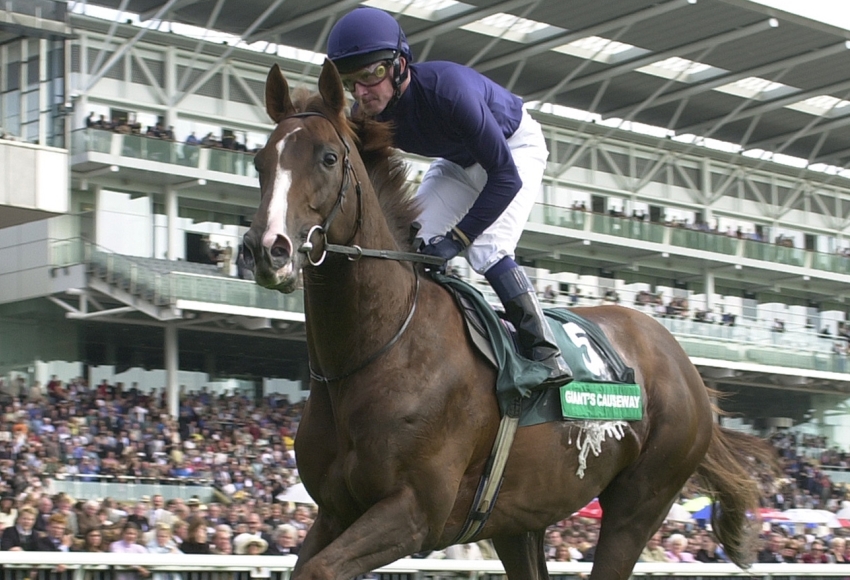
[303,214,415,377]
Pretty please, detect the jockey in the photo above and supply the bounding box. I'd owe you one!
[327,7,572,388]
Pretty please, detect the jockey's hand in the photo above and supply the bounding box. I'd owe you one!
[420,228,471,272]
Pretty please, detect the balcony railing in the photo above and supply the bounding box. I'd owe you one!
[79,241,303,313]
[528,204,850,275]
[48,236,850,377]
[71,128,257,178]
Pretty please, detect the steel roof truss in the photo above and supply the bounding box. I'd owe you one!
[246,0,364,44]
[747,101,850,154]
[811,189,839,224]
[466,0,543,68]
[614,43,718,123]
[476,0,694,73]
[505,58,526,92]
[88,0,132,79]
[547,138,594,179]
[666,96,690,131]
[741,173,771,216]
[532,23,634,105]
[228,64,264,111]
[673,159,703,204]
[417,36,436,62]
[172,0,286,107]
[175,0,227,94]
[139,0,202,21]
[406,0,538,46]
[84,0,181,92]
[130,48,167,104]
[299,13,335,79]
[679,79,850,136]
[540,19,774,103]
[634,153,673,193]
[775,182,806,221]
[597,147,630,191]
[604,42,850,120]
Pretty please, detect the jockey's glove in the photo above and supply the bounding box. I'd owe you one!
[420,227,473,273]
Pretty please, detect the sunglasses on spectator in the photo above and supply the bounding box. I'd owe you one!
[340,60,393,92]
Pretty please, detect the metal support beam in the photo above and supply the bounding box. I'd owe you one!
[745,111,850,153]
[84,0,181,92]
[476,0,694,73]
[408,0,537,45]
[172,0,286,107]
[678,78,850,135]
[139,0,202,21]
[527,19,776,103]
[246,0,363,44]
[165,323,179,419]
[603,41,850,120]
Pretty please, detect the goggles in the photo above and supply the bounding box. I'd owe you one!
[339,60,393,92]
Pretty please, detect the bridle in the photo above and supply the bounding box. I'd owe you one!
[279,111,439,384]
[285,111,443,268]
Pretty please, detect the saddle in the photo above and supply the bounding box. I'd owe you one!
[433,273,640,427]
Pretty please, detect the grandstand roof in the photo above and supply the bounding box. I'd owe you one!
[78,0,850,166]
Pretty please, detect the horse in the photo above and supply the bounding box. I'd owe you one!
[241,60,776,580]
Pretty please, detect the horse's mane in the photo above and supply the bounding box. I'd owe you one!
[291,89,420,252]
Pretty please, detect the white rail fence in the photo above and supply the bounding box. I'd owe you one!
[0,554,846,580]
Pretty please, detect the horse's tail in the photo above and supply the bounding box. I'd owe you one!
[695,423,778,569]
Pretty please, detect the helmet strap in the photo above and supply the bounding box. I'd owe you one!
[387,21,407,109]
[386,53,408,109]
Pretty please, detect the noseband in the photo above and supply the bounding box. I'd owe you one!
[286,111,361,267]
[281,111,438,385]
[284,111,443,268]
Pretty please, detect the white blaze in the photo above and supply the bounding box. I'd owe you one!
[263,128,301,249]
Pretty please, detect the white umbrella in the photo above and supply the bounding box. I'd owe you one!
[836,507,850,519]
[782,508,840,527]
[666,503,694,522]
[275,482,317,505]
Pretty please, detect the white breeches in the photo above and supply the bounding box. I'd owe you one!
[414,108,549,274]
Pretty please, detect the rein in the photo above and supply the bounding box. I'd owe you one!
[284,111,433,384]
[286,112,443,268]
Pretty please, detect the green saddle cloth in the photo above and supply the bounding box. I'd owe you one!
[433,273,638,427]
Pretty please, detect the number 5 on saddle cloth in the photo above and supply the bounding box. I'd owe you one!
[433,273,643,427]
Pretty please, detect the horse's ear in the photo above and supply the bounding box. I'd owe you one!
[266,64,295,123]
[318,59,347,117]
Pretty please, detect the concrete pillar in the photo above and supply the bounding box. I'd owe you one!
[704,268,715,312]
[164,323,179,419]
[166,186,179,260]
[164,46,177,126]
[38,39,49,146]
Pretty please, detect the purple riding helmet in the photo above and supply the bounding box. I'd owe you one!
[326,7,413,101]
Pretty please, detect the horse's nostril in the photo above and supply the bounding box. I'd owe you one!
[242,246,255,268]
[270,245,289,259]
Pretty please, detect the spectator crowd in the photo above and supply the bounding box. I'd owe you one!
[0,375,849,566]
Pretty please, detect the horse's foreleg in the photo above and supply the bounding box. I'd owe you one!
[293,513,339,576]
[492,530,549,580]
[293,487,428,580]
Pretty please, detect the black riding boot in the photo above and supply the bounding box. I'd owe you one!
[490,266,573,389]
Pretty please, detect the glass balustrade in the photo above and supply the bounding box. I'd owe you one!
[590,213,665,243]
[70,129,255,177]
[743,239,806,266]
[50,238,850,375]
[812,251,850,276]
[528,204,587,229]
[670,228,738,255]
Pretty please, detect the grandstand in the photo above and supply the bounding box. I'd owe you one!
[2,0,850,451]
[6,1,850,576]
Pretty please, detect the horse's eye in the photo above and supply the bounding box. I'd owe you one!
[323,152,338,166]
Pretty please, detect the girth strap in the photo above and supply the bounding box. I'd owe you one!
[452,396,521,545]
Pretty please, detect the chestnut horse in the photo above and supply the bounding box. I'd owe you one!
[242,61,774,580]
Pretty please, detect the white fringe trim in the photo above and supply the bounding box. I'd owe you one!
[569,421,628,479]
